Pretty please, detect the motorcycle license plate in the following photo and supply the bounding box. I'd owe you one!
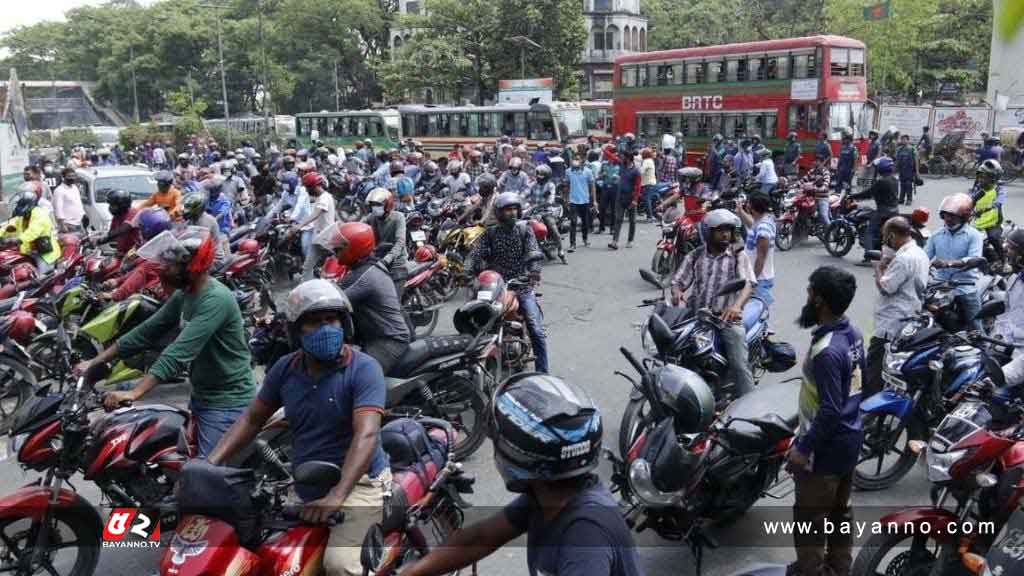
[881,370,907,392]
[477,290,493,301]
[411,230,427,242]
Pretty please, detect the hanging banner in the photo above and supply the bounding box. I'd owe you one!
[879,105,932,140]
[931,108,991,144]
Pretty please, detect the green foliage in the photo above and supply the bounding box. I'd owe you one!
[119,123,172,150]
[377,35,474,102]
[58,128,99,152]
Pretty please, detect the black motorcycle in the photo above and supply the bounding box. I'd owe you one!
[823,195,929,258]
[608,346,800,573]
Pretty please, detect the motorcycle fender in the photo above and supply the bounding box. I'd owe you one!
[385,375,432,406]
[81,299,138,344]
[859,389,913,420]
[875,507,960,544]
[0,485,94,522]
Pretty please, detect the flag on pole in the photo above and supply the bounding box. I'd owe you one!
[863,1,891,21]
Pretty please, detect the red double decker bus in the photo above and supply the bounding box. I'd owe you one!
[612,35,877,168]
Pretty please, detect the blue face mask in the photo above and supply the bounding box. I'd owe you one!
[301,324,345,365]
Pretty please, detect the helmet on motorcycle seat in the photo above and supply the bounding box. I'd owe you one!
[136,207,172,241]
[10,263,35,283]
[154,171,174,186]
[106,189,133,218]
[508,157,523,170]
[237,238,260,256]
[314,222,376,266]
[535,164,552,180]
[476,173,497,195]
[389,160,405,176]
[12,190,38,217]
[423,160,438,176]
[301,171,324,189]
[448,160,462,174]
[366,187,395,212]
[679,166,702,181]
[452,271,507,334]
[285,278,352,325]
[977,159,1003,179]
[874,157,895,175]
[5,310,38,345]
[491,373,602,493]
[182,192,206,221]
[938,193,974,221]
[414,244,437,263]
[651,364,715,434]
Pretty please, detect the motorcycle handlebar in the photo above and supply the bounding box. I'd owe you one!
[279,505,345,526]
[619,347,646,377]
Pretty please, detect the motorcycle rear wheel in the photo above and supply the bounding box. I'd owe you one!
[851,531,945,576]
[824,221,856,258]
[0,355,35,435]
[853,413,918,491]
[0,505,101,576]
[651,248,673,281]
[394,374,488,462]
[775,221,794,251]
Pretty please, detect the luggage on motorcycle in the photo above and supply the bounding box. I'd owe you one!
[381,418,447,487]
[639,418,694,493]
[178,459,258,546]
[764,340,797,373]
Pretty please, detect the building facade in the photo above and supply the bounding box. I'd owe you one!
[989,0,1024,131]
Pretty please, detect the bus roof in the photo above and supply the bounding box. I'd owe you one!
[615,35,865,65]
[295,109,398,118]
[398,103,544,114]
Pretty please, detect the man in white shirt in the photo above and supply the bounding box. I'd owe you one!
[296,172,336,281]
[152,145,167,170]
[52,168,86,233]
[755,148,778,195]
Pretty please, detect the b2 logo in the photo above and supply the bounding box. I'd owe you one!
[103,508,161,548]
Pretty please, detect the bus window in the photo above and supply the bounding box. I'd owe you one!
[685,62,701,84]
[737,58,748,81]
[829,102,860,137]
[708,114,722,138]
[623,66,636,87]
[297,118,309,136]
[830,48,849,77]
[706,61,722,83]
[723,114,739,138]
[775,56,789,79]
[468,114,480,137]
[807,105,819,133]
[726,60,739,82]
[402,116,414,137]
[387,123,399,141]
[850,49,865,76]
[696,115,709,137]
[808,50,819,78]
[793,53,808,79]
[333,118,344,136]
[750,57,765,81]
[528,111,555,141]
[426,114,439,137]
[366,119,379,138]
[513,113,527,137]
[765,113,778,138]
[637,66,649,87]
[656,64,670,86]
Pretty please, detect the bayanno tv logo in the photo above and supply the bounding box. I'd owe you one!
[102,508,162,549]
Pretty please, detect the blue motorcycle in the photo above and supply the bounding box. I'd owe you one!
[854,303,1010,491]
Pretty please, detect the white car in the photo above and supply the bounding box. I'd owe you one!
[74,166,157,232]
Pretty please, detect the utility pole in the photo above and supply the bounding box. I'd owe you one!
[334,59,341,111]
[258,1,271,138]
[129,43,139,123]
[507,36,542,80]
[199,2,232,148]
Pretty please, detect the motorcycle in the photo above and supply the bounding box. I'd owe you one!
[650,194,705,283]
[774,187,841,252]
[0,294,39,432]
[823,196,930,258]
[523,201,567,264]
[854,300,1010,491]
[607,346,800,573]
[964,501,1024,576]
[852,394,1024,576]
[401,255,446,338]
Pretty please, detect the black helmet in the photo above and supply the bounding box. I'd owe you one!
[491,373,602,492]
[476,173,496,195]
[154,171,174,186]
[182,192,206,221]
[12,191,38,217]
[650,365,715,434]
[106,189,133,218]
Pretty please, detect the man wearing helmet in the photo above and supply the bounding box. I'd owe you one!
[100,189,141,254]
[292,172,337,282]
[363,188,408,296]
[207,279,390,576]
[979,229,1024,404]
[442,160,472,197]
[849,156,900,264]
[972,159,1006,268]
[417,160,443,195]
[528,163,567,263]
[466,193,548,372]
[400,374,642,576]
[77,229,256,458]
[783,132,802,177]
[141,171,182,218]
[315,222,411,374]
[98,207,174,302]
[497,157,530,194]
[181,191,229,265]
[926,193,986,329]
[460,173,499,226]
[671,208,756,397]
[2,191,60,273]
[202,177,235,235]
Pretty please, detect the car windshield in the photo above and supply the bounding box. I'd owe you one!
[94,176,156,202]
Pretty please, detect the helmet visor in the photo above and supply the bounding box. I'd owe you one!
[135,226,209,263]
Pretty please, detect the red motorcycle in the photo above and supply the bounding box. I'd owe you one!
[774,186,840,252]
[160,418,474,576]
[651,194,706,283]
[0,294,41,432]
[0,234,86,297]
[852,394,1024,576]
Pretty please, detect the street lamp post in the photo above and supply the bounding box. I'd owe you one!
[257,2,271,139]
[506,36,542,80]
[129,44,140,123]
[198,2,232,149]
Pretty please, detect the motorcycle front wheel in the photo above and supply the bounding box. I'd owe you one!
[851,531,948,576]
[618,397,652,460]
[853,413,918,491]
[651,248,673,281]
[0,505,102,576]
[0,354,35,434]
[775,221,794,251]
[824,221,856,258]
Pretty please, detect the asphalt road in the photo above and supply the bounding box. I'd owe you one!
[2,174,1018,576]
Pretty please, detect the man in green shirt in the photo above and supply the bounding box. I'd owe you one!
[76,230,256,457]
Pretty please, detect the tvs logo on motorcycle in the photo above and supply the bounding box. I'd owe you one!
[102,508,161,549]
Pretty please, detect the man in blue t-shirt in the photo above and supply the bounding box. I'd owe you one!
[566,157,596,251]
[401,373,645,576]
[207,280,389,576]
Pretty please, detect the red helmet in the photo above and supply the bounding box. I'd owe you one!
[58,233,80,260]
[911,207,930,227]
[11,263,35,283]
[528,219,548,241]
[315,222,376,266]
[415,245,437,262]
[301,171,323,189]
[5,310,37,345]
[237,238,260,255]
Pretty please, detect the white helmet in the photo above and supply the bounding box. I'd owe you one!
[284,279,352,324]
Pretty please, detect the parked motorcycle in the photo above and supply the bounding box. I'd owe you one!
[823,196,930,258]
[650,194,706,283]
[607,346,800,573]
[0,295,38,433]
[774,187,840,252]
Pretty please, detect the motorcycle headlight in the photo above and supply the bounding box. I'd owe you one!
[885,351,911,376]
[7,433,28,459]
[692,330,713,354]
[628,458,680,507]
[925,448,967,483]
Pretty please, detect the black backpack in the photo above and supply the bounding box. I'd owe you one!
[380,417,447,487]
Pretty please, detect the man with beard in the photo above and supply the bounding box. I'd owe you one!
[787,265,864,576]
[75,229,256,458]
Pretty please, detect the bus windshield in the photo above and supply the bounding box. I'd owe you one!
[829,102,870,139]
[528,110,557,142]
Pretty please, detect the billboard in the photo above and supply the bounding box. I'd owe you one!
[498,78,554,105]
[931,107,991,144]
[879,105,932,140]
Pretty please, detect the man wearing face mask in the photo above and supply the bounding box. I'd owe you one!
[52,168,85,233]
[864,217,930,398]
[466,193,549,373]
[363,188,408,297]
[400,374,643,576]
[497,157,531,194]
[671,209,756,397]
[926,193,985,330]
[207,279,389,576]
[75,229,256,458]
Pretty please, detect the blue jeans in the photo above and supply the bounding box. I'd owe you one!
[641,185,657,219]
[959,291,983,332]
[517,289,548,373]
[760,183,776,195]
[742,279,775,332]
[190,401,247,458]
[816,198,831,228]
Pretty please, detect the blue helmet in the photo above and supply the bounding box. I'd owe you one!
[874,157,894,175]
[281,173,299,194]
[136,207,172,240]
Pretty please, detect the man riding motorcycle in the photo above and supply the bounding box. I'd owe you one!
[76,228,256,457]
[140,170,182,218]
[101,188,141,256]
[207,279,389,576]
[670,208,756,397]
[181,191,229,265]
[971,159,1006,268]
[497,157,531,194]
[985,228,1024,402]
[315,221,411,375]
[850,156,900,265]
[363,188,408,298]
[97,207,173,301]
[528,163,567,263]
[2,190,61,274]
[418,160,443,195]
[460,173,499,226]
[926,192,986,330]
[466,192,549,373]
[443,160,472,197]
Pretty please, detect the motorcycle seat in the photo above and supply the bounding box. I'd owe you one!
[389,334,476,378]
[719,382,800,451]
[212,254,241,275]
[405,260,434,278]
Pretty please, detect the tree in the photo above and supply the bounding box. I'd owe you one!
[489,0,587,98]
[377,36,474,102]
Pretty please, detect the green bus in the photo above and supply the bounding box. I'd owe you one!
[294,110,401,150]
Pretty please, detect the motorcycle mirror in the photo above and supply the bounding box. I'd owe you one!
[639,268,664,290]
[715,279,748,297]
[864,250,882,261]
[293,461,343,489]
